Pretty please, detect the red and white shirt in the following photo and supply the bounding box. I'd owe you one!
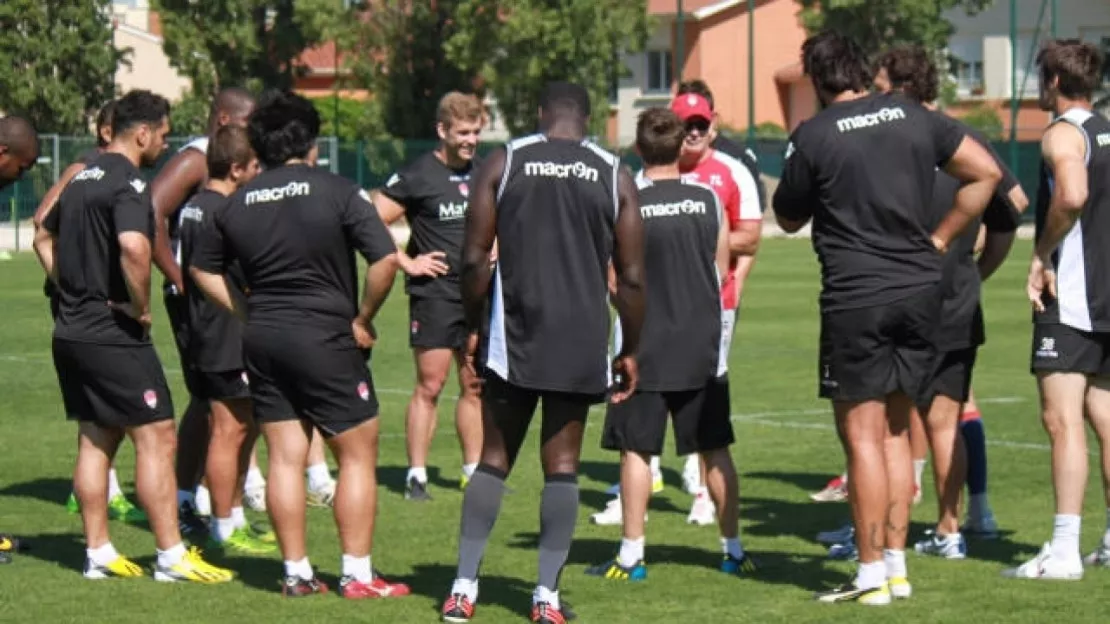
[679,149,761,310]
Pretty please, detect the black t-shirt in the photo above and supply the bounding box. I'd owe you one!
[44,147,107,300]
[380,151,478,301]
[44,152,155,345]
[192,164,396,343]
[931,124,1022,350]
[483,135,622,395]
[629,178,722,391]
[178,189,248,372]
[773,93,965,311]
[711,134,766,212]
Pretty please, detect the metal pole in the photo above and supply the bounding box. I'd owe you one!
[333,43,340,138]
[747,0,755,146]
[1051,0,1057,38]
[1009,0,1018,174]
[675,0,684,86]
[10,192,18,253]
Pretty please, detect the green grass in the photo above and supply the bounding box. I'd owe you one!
[0,239,1107,623]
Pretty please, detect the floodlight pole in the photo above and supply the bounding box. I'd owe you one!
[676,0,685,87]
[747,0,755,146]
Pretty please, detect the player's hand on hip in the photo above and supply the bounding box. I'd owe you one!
[609,355,639,404]
[1027,255,1057,314]
[107,301,151,333]
[352,317,376,349]
[402,251,450,277]
[462,332,484,389]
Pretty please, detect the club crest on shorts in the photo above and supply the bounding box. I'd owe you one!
[459,182,469,197]
[411,320,419,335]
[143,389,158,409]
[357,381,370,401]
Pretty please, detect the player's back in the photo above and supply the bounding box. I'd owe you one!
[635,177,722,391]
[51,153,152,344]
[489,134,621,394]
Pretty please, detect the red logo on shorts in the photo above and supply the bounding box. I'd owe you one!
[411,320,419,335]
[143,390,158,409]
[357,382,370,401]
[459,183,469,197]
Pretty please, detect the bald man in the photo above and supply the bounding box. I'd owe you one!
[0,114,38,563]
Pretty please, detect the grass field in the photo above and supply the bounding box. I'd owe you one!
[1,238,1108,623]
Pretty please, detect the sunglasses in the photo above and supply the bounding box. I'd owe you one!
[685,119,711,134]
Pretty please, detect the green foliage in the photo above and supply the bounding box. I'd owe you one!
[343,1,474,140]
[725,122,789,140]
[959,103,1004,140]
[444,0,651,137]
[0,0,124,134]
[310,96,373,141]
[795,0,995,58]
[152,0,347,99]
[168,89,211,137]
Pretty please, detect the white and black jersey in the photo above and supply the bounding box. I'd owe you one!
[484,134,621,395]
[613,178,722,391]
[165,137,209,295]
[1034,108,1110,332]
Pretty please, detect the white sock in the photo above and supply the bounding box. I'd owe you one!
[462,463,478,478]
[1051,514,1081,560]
[244,467,266,490]
[841,472,848,485]
[213,516,237,542]
[695,485,708,498]
[913,459,927,489]
[177,490,196,508]
[407,466,428,484]
[107,468,123,500]
[307,463,332,490]
[342,554,373,582]
[618,537,645,566]
[1103,508,1110,548]
[284,557,314,579]
[451,578,479,602]
[883,548,907,579]
[855,560,887,590]
[533,585,560,610]
[231,506,247,529]
[87,542,120,566]
[649,456,661,474]
[156,542,187,568]
[969,493,989,519]
[721,537,744,560]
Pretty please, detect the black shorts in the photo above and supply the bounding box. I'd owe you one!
[196,369,251,402]
[819,286,940,404]
[1031,323,1110,376]
[52,339,175,428]
[164,292,203,397]
[924,347,977,404]
[602,376,733,456]
[244,327,378,438]
[410,296,468,350]
[480,373,601,460]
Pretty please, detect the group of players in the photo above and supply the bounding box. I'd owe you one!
[0,27,1108,621]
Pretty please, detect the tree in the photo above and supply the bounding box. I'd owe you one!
[0,0,123,133]
[795,0,994,59]
[959,104,1004,140]
[152,0,347,100]
[345,0,476,140]
[445,0,651,138]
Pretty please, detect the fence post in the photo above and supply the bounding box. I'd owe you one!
[52,134,60,184]
[10,194,17,253]
[356,142,364,188]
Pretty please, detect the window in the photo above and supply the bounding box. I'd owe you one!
[645,50,673,94]
[1013,36,1043,97]
[947,37,983,95]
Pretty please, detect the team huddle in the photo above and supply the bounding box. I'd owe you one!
[0,28,1108,621]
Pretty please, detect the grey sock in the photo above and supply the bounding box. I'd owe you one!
[537,474,579,591]
[456,465,507,581]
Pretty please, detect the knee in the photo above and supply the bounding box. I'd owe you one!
[1042,407,1080,438]
[415,374,447,403]
[541,451,580,476]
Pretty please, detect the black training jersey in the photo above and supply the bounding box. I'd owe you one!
[178,189,247,372]
[1034,108,1110,332]
[44,147,108,301]
[931,124,1022,350]
[380,151,478,301]
[165,137,209,295]
[712,134,766,212]
[192,164,396,342]
[619,177,722,391]
[44,153,155,345]
[484,134,622,395]
[773,92,965,311]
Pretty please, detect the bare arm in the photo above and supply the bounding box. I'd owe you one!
[611,168,646,357]
[151,150,207,293]
[355,254,400,326]
[978,183,1028,281]
[728,220,761,256]
[33,162,85,230]
[460,149,504,331]
[117,232,152,328]
[371,188,448,277]
[33,227,57,284]
[190,267,246,322]
[1033,123,1088,261]
[715,210,730,281]
[934,136,1003,251]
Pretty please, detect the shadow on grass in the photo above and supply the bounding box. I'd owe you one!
[405,562,534,616]
[744,470,837,495]
[377,464,458,497]
[0,477,73,509]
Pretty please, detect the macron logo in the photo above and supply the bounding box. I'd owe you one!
[179,205,204,223]
[245,181,311,205]
[835,107,906,133]
[641,199,708,218]
[73,167,106,182]
[524,161,599,182]
[1098,133,1110,148]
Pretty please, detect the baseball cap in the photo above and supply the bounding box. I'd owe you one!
[671,93,713,122]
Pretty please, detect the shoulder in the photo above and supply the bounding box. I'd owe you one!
[580,139,621,168]
[180,136,209,155]
[506,133,547,154]
[682,178,719,202]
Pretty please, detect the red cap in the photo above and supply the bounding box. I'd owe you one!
[671,93,713,122]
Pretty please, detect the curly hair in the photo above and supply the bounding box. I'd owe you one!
[877,45,939,104]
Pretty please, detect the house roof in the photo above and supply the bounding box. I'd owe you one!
[298,41,341,74]
[648,0,752,20]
